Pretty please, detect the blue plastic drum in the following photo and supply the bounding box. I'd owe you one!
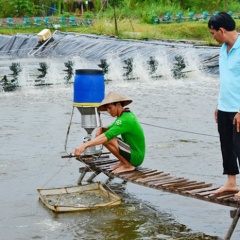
[73,69,105,107]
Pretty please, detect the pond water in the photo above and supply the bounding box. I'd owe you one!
[0,34,239,240]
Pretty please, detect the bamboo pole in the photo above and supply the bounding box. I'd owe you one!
[225,207,240,240]
[113,0,118,36]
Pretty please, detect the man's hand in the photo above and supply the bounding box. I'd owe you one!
[214,108,218,123]
[74,144,86,157]
[233,112,240,133]
[74,134,107,157]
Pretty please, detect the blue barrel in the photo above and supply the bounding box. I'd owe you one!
[73,69,105,107]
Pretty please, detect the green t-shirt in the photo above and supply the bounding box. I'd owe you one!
[104,111,145,167]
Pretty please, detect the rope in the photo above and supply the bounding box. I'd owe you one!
[64,106,75,156]
[139,121,218,138]
[100,113,218,138]
[39,106,75,189]
[41,157,72,188]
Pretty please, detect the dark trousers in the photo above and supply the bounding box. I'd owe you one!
[218,110,240,175]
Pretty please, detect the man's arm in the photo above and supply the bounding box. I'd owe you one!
[95,127,108,137]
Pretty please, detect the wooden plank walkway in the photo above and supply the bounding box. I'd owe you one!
[76,155,240,209]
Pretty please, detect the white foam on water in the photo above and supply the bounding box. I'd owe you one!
[36,219,62,232]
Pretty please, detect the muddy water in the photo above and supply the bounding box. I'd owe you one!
[0,71,239,240]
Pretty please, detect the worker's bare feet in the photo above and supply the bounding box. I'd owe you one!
[212,184,238,194]
[110,162,123,170]
[112,165,135,174]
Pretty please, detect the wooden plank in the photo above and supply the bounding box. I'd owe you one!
[133,171,163,181]
[180,183,212,192]
[139,176,174,187]
[153,178,188,188]
[91,158,118,164]
[136,170,161,179]
[126,171,155,181]
[162,179,190,189]
[134,169,160,175]
[103,167,149,174]
[135,172,170,183]
[139,174,174,185]
[126,170,159,181]
[136,170,161,178]
[88,160,119,168]
[174,181,200,191]
[94,160,119,166]
[150,177,182,187]
[117,171,148,180]
[195,189,220,197]
[204,191,238,199]
[91,157,114,162]
[216,193,237,201]
[95,163,116,169]
[118,168,152,176]
[172,181,200,191]
[96,164,114,170]
[184,186,218,195]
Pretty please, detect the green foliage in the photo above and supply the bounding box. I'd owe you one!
[94,0,102,12]
[99,0,240,25]
[84,12,95,19]
[228,1,240,11]
[0,0,239,19]
[0,0,52,17]
[12,0,34,16]
[64,0,75,13]
[108,0,125,7]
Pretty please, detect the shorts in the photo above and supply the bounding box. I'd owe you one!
[117,138,131,162]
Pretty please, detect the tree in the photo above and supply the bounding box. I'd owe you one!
[0,0,53,17]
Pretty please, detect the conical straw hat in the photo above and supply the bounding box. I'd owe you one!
[98,91,132,111]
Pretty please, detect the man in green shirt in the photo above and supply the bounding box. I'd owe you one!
[74,91,145,174]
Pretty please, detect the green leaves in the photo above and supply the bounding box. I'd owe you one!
[0,0,43,17]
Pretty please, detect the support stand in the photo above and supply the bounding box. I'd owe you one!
[225,207,240,240]
[87,171,101,182]
[77,167,103,184]
[77,167,91,185]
